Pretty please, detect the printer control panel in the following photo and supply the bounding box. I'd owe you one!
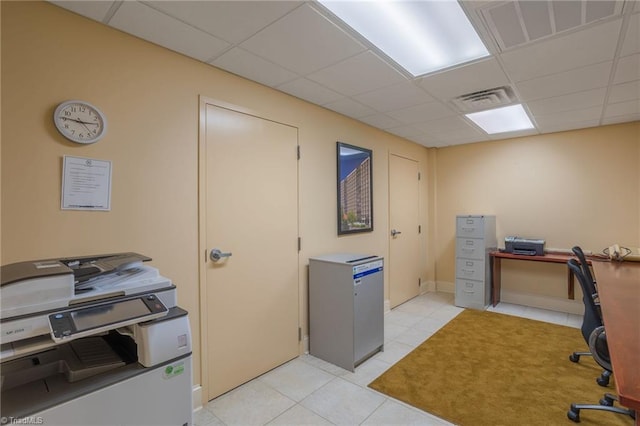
[49,294,168,342]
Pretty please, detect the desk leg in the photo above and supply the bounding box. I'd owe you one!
[492,256,501,306]
[567,269,575,300]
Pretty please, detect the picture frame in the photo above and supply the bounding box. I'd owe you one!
[337,142,373,235]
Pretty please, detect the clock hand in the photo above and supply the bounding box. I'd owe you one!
[60,116,99,126]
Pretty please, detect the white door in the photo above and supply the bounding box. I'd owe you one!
[203,103,299,400]
[389,154,421,308]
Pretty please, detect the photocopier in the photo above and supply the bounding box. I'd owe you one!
[0,253,193,426]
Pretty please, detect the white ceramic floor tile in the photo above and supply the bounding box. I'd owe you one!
[408,316,449,334]
[259,358,335,402]
[361,399,453,426]
[340,357,391,387]
[267,404,334,426]
[300,354,349,376]
[392,327,435,348]
[566,313,582,329]
[426,304,464,321]
[487,302,527,317]
[385,309,425,327]
[301,377,385,425]
[193,407,225,426]
[206,380,295,425]
[384,322,410,342]
[372,340,414,365]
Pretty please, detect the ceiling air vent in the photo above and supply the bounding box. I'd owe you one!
[480,0,624,51]
[452,86,516,113]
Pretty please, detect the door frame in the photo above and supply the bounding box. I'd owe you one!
[197,96,301,405]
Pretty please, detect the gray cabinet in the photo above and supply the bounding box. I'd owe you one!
[309,254,384,371]
[455,215,496,310]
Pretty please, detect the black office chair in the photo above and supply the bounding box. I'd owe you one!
[571,246,596,290]
[566,260,636,422]
[568,251,611,387]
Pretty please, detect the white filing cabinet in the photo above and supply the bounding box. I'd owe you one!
[309,254,384,372]
[455,215,496,310]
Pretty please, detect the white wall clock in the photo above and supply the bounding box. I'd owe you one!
[54,100,107,144]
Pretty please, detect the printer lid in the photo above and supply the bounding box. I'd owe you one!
[1,253,152,287]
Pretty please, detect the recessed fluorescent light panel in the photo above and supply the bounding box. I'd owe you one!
[465,104,535,134]
[317,0,490,76]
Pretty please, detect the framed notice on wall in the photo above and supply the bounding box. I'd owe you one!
[61,155,112,211]
[337,142,373,235]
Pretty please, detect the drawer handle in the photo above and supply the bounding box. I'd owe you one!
[463,289,475,293]
[462,227,475,232]
[462,269,475,274]
[462,248,474,252]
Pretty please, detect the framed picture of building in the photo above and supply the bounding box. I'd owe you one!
[337,142,373,235]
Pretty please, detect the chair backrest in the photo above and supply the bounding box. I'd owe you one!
[571,246,596,288]
[568,259,603,344]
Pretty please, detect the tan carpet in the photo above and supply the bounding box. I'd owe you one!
[369,309,634,426]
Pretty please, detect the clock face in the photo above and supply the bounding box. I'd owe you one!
[54,100,107,144]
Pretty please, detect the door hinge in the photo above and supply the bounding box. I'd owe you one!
[418,225,421,234]
[297,145,300,160]
[418,172,421,180]
[298,237,301,251]
[298,327,302,341]
[418,278,421,288]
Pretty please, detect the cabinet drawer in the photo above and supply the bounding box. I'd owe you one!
[456,238,485,260]
[455,258,485,282]
[455,279,486,308]
[456,217,485,238]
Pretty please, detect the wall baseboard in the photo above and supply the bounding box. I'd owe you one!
[421,280,437,294]
[192,385,202,411]
[436,280,455,294]
[501,290,583,315]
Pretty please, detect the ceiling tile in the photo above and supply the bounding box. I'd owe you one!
[515,61,612,101]
[500,18,622,82]
[536,119,601,133]
[239,4,365,74]
[307,51,406,97]
[211,48,298,87]
[601,113,640,125]
[613,53,640,84]
[620,12,640,57]
[608,80,640,104]
[418,58,510,101]
[526,88,607,115]
[533,105,603,127]
[413,116,476,135]
[386,125,428,139]
[147,1,302,44]
[109,1,229,61]
[323,97,376,118]
[51,0,115,22]
[276,78,343,105]
[604,99,640,118]
[353,82,434,113]
[387,101,456,124]
[428,127,488,142]
[358,114,403,130]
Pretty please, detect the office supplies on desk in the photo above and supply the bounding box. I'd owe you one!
[603,244,640,262]
[504,236,545,256]
[1,253,193,425]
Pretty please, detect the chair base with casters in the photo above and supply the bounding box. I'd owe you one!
[568,351,611,386]
[568,401,636,422]
[567,326,636,423]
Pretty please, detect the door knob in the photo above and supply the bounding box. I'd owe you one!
[210,248,232,262]
[391,229,402,237]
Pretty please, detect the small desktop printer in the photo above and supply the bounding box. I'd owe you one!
[504,236,545,256]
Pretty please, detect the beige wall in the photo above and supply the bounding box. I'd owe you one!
[3,0,638,399]
[1,1,432,392]
[434,122,640,305]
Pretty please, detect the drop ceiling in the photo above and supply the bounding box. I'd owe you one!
[50,0,640,148]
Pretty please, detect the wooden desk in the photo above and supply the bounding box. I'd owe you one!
[490,251,585,307]
[592,261,640,419]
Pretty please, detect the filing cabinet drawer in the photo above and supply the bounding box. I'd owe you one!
[455,279,486,309]
[456,258,485,282]
[456,216,485,238]
[456,238,485,260]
